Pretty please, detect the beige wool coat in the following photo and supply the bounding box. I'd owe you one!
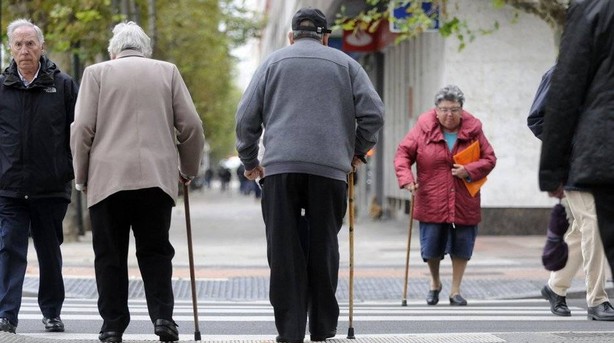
[71,50,205,207]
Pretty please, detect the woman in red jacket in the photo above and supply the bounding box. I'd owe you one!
[394,85,496,306]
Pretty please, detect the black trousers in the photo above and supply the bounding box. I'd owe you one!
[89,188,175,333]
[261,174,347,341]
[593,189,614,281]
[0,197,67,325]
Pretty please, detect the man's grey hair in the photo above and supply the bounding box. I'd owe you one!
[434,84,465,107]
[108,21,152,58]
[7,18,44,45]
[293,19,323,40]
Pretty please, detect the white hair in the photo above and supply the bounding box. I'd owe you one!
[7,18,44,45]
[107,21,152,58]
[434,84,465,107]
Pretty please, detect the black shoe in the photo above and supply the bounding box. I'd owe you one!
[154,319,179,342]
[588,301,614,321]
[541,285,571,316]
[449,294,468,306]
[426,285,442,305]
[42,317,65,332]
[0,318,16,334]
[310,330,336,341]
[276,335,304,343]
[99,331,122,342]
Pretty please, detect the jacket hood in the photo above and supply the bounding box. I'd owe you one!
[416,108,483,143]
[2,55,58,89]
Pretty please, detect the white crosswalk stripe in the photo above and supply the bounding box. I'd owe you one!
[18,297,585,323]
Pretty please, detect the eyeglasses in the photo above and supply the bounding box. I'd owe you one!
[436,106,462,114]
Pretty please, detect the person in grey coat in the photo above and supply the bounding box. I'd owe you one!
[235,7,384,343]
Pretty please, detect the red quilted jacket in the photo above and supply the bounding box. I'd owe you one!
[394,109,496,225]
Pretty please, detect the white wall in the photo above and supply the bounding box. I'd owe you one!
[384,0,559,209]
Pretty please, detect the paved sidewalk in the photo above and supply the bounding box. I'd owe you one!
[26,187,600,301]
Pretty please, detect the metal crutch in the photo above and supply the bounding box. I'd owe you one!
[183,183,202,341]
[402,192,415,306]
[347,170,356,339]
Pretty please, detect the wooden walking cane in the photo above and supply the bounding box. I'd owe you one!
[347,170,356,339]
[183,183,202,341]
[401,192,415,306]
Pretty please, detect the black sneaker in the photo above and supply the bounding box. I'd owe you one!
[0,317,16,334]
[43,317,65,332]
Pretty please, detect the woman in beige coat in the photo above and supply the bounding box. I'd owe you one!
[70,22,204,343]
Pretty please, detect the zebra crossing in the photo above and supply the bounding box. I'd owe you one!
[13,297,588,341]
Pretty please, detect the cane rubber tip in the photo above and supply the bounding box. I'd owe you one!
[194,331,201,341]
[347,327,355,339]
[402,300,407,306]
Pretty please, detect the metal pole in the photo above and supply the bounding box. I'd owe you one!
[183,184,201,341]
[401,193,415,306]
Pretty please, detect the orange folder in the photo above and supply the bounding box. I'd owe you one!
[453,141,487,197]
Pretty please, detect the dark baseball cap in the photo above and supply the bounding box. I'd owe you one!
[292,7,332,34]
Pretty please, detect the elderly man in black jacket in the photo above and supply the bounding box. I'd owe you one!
[539,0,614,320]
[0,19,78,334]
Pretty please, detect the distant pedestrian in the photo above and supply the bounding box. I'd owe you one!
[204,168,214,189]
[0,18,78,334]
[235,7,384,343]
[539,0,614,320]
[528,66,614,320]
[394,85,496,307]
[70,21,204,342]
[218,167,232,192]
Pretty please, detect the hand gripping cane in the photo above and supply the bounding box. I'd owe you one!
[183,184,202,340]
[401,192,415,306]
[347,170,356,339]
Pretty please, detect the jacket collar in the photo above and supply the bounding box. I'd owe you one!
[116,49,146,59]
[420,108,482,142]
[2,55,56,89]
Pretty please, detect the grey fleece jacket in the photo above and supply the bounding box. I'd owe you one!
[235,38,384,182]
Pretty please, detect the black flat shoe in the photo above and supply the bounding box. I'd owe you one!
[154,319,179,342]
[42,317,65,332]
[310,330,336,341]
[426,285,442,305]
[99,331,122,343]
[541,285,571,316]
[449,294,468,306]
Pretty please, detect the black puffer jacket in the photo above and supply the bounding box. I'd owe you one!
[540,0,614,191]
[0,56,78,200]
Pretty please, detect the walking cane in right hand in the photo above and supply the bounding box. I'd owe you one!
[347,170,356,339]
[402,192,415,306]
[183,183,202,341]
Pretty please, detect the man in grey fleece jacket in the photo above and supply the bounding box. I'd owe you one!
[235,7,384,343]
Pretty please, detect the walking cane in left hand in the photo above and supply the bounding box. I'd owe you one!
[347,170,356,339]
[402,192,415,306]
[183,183,202,341]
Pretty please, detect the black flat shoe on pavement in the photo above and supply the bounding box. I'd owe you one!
[588,301,614,321]
[310,330,336,341]
[541,285,571,316]
[98,331,122,342]
[426,285,442,305]
[276,335,304,343]
[449,294,468,306]
[154,319,179,342]
[42,317,65,332]
[0,318,16,334]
